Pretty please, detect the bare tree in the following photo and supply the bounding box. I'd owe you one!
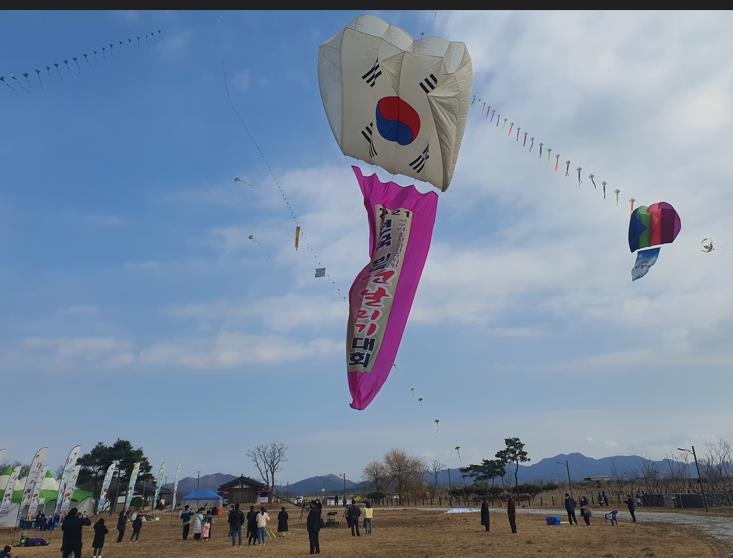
[429,459,445,496]
[662,452,689,492]
[636,456,661,494]
[246,442,287,502]
[701,439,733,492]
[383,449,426,502]
[362,460,390,496]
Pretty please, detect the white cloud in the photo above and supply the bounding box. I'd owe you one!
[19,336,133,371]
[140,332,341,369]
[167,293,346,332]
[159,29,192,59]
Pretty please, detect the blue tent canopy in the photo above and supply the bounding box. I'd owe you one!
[181,488,222,502]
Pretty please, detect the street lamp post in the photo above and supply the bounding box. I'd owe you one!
[342,473,346,503]
[556,459,573,499]
[678,446,708,512]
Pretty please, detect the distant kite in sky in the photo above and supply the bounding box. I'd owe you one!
[701,238,714,253]
[628,201,681,281]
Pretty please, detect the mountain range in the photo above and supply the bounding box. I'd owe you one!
[166,453,697,498]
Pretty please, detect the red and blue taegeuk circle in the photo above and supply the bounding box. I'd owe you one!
[375,96,420,146]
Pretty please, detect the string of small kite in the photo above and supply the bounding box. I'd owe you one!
[223,64,347,301]
[471,95,633,211]
[0,30,163,96]
[471,94,717,253]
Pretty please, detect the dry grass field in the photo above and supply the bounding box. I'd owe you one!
[2,505,729,558]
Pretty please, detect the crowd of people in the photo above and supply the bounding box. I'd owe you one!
[2,491,645,556]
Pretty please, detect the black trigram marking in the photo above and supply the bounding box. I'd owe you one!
[361,60,381,88]
[361,122,377,158]
[409,145,430,173]
[418,73,438,94]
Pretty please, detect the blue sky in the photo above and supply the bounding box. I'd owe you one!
[2,10,732,486]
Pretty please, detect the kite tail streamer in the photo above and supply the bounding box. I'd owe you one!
[502,118,507,130]
[496,114,500,127]
[516,127,520,142]
[547,147,552,162]
[0,76,18,94]
[614,188,621,206]
[523,132,527,147]
[347,166,438,411]
[589,174,596,189]
[539,143,543,158]
[629,198,635,213]
[602,181,607,199]
[294,224,301,250]
[529,137,534,151]
[577,167,582,186]
[507,122,513,136]
[565,160,570,176]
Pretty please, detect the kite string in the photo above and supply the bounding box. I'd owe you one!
[222,62,347,300]
[0,29,162,97]
[471,95,639,213]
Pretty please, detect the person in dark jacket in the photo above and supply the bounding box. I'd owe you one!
[246,505,258,545]
[506,496,517,533]
[61,507,92,558]
[346,499,361,536]
[579,495,591,525]
[92,517,109,558]
[625,494,637,522]
[228,503,245,546]
[116,510,128,543]
[306,501,322,555]
[179,505,193,540]
[129,512,143,542]
[277,506,289,536]
[564,493,578,525]
[480,499,490,532]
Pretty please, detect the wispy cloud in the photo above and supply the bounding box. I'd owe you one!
[140,332,340,369]
[19,336,134,371]
[158,29,192,60]
[166,294,345,332]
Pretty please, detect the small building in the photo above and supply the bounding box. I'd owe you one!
[218,475,267,505]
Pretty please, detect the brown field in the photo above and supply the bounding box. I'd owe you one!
[2,505,729,558]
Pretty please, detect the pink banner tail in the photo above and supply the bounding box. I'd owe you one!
[347,166,439,410]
